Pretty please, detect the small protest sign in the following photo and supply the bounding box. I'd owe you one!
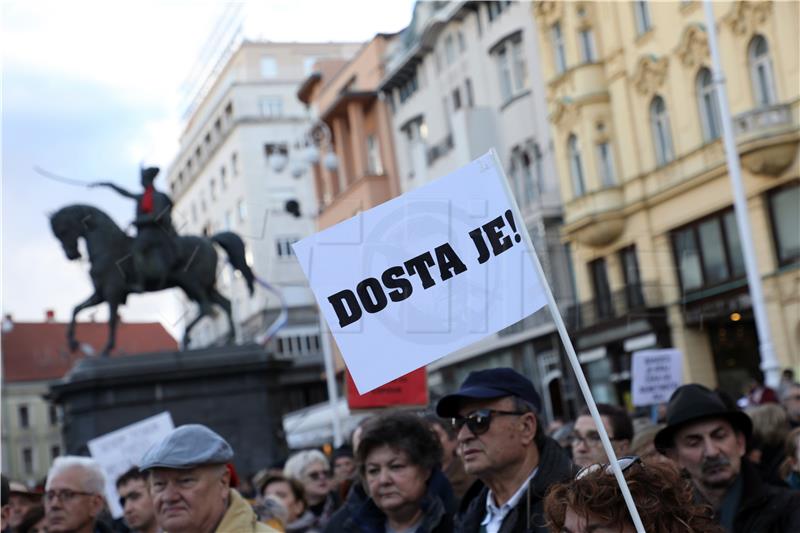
[87,412,174,518]
[293,150,547,393]
[632,349,683,406]
[346,367,428,410]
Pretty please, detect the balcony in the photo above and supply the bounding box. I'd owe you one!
[564,185,625,247]
[566,283,665,331]
[549,62,608,103]
[317,173,392,229]
[734,103,799,176]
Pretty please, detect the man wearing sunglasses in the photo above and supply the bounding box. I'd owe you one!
[436,367,574,533]
[656,383,800,533]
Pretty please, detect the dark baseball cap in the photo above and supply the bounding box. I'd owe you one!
[436,368,542,417]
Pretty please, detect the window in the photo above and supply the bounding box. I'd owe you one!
[457,30,466,52]
[452,88,462,110]
[220,166,227,190]
[398,71,419,103]
[19,405,29,428]
[768,183,800,266]
[49,404,58,425]
[650,95,674,165]
[237,199,247,223]
[259,96,283,118]
[697,68,721,141]
[444,34,456,65]
[51,446,61,461]
[579,28,596,63]
[465,78,474,107]
[231,152,239,176]
[493,34,527,102]
[589,259,613,319]
[366,135,384,175]
[552,22,567,74]
[209,179,216,201]
[487,0,509,22]
[620,246,644,308]
[671,209,747,294]
[276,237,299,258]
[260,56,278,78]
[596,141,616,187]
[224,211,232,231]
[22,447,33,475]
[634,1,652,35]
[749,35,776,106]
[520,150,536,204]
[568,134,586,197]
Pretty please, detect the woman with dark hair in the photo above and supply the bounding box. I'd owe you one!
[544,457,722,533]
[325,411,453,533]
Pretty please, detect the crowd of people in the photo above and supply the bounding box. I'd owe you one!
[3,367,800,533]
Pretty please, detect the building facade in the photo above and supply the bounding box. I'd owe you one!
[166,41,361,352]
[1,318,177,484]
[533,0,799,402]
[378,1,578,420]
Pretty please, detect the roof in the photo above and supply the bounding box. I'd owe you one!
[1,322,178,382]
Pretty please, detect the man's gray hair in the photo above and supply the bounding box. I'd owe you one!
[513,396,546,449]
[283,450,329,481]
[46,456,106,494]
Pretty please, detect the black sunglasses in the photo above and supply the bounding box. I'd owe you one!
[575,455,642,480]
[451,409,527,435]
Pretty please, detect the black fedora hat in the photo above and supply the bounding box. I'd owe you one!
[654,384,752,453]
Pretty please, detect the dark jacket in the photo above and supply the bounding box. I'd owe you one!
[456,437,574,533]
[730,459,800,533]
[323,469,453,533]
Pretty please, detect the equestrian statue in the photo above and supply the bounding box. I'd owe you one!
[50,166,255,355]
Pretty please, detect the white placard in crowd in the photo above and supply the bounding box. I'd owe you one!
[87,412,174,518]
[632,349,683,406]
[293,151,547,393]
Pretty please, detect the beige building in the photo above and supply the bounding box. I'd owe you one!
[166,40,360,351]
[532,0,799,403]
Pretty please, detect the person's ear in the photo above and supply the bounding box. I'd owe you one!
[89,494,105,518]
[520,413,537,445]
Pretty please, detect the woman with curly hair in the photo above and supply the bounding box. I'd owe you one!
[543,457,722,533]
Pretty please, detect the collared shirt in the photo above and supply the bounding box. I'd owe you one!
[480,468,538,533]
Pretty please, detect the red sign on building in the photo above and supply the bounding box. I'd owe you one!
[346,366,428,410]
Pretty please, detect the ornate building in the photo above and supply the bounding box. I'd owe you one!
[533,0,799,402]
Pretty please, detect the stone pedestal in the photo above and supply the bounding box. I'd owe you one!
[48,344,324,478]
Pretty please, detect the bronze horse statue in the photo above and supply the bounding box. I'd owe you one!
[50,204,255,355]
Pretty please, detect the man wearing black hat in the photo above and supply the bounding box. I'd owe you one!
[139,424,277,533]
[436,368,573,533]
[656,383,800,533]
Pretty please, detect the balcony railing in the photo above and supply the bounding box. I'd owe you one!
[733,103,792,138]
[426,133,454,166]
[566,283,665,331]
[733,103,798,177]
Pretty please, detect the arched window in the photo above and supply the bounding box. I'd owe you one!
[697,68,721,141]
[568,135,586,197]
[749,35,776,106]
[650,96,674,166]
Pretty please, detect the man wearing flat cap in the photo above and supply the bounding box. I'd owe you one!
[139,424,277,533]
[656,383,800,533]
[436,368,573,533]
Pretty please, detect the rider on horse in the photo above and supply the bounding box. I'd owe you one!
[91,167,178,292]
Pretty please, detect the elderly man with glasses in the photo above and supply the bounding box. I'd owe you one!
[44,456,111,533]
[437,367,575,533]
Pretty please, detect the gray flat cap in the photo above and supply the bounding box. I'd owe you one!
[139,424,233,470]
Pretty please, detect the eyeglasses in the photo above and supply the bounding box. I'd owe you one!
[306,470,330,481]
[569,432,605,447]
[450,409,527,436]
[575,455,642,480]
[45,489,94,503]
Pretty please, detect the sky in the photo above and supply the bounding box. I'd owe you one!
[1,0,415,341]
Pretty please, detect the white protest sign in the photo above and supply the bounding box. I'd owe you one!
[632,349,683,406]
[293,150,547,393]
[87,412,174,518]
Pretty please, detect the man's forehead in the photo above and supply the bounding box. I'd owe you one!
[150,466,205,478]
[457,395,514,414]
[119,478,147,492]
[675,417,734,439]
